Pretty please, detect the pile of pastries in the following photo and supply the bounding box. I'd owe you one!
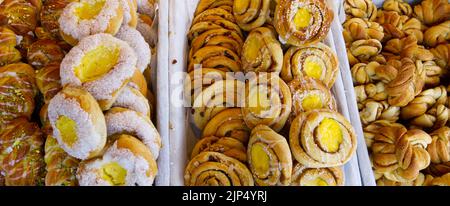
[343,0,450,186]
[0,0,160,186]
[184,0,357,186]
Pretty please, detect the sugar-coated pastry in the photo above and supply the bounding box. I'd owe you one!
[105,107,161,159]
[58,0,124,46]
[36,62,62,104]
[291,163,344,186]
[115,26,151,72]
[136,14,157,48]
[247,125,292,186]
[191,136,247,162]
[0,118,45,186]
[137,0,156,18]
[413,0,450,26]
[48,86,107,160]
[185,152,254,186]
[281,43,338,88]
[202,108,250,144]
[119,0,138,27]
[233,0,270,31]
[0,0,41,35]
[128,69,148,96]
[274,0,333,46]
[60,33,137,111]
[27,39,65,69]
[289,109,357,168]
[77,134,158,186]
[344,0,377,21]
[242,73,292,132]
[112,86,151,118]
[44,136,79,186]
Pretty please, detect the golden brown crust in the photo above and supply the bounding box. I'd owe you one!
[344,0,377,21]
[188,46,241,72]
[0,0,41,35]
[0,26,21,66]
[413,0,450,26]
[382,0,413,17]
[26,39,65,69]
[191,136,247,162]
[423,20,450,47]
[233,0,270,31]
[40,0,76,40]
[44,135,79,186]
[291,163,344,186]
[194,0,233,16]
[202,108,250,144]
[349,39,383,64]
[36,62,62,104]
[343,18,384,45]
[359,100,400,126]
[431,44,450,69]
[376,11,425,43]
[189,28,243,59]
[427,127,450,164]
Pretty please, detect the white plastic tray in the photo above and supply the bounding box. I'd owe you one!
[168,0,371,186]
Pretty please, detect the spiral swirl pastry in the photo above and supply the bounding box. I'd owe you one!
[185,68,228,105]
[289,109,357,168]
[413,0,450,26]
[188,46,241,72]
[424,21,450,47]
[36,63,62,104]
[44,135,79,186]
[202,108,250,144]
[192,8,236,25]
[242,73,292,132]
[192,80,244,130]
[0,118,45,186]
[431,44,450,69]
[233,0,270,31]
[246,125,292,186]
[184,152,254,186]
[343,18,384,44]
[191,136,247,162]
[281,43,338,87]
[0,0,41,35]
[344,0,377,21]
[291,163,344,186]
[0,26,21,66]
[348,39,383,64]
[359,100,400,126]
[189,28,244,60]
[188,13,243,42]
[427,127,450,164]
[382,0,413,16]
[274,0,333,46]
[0,63,38,131]
[194,0,233,16]
[241,27,283,74]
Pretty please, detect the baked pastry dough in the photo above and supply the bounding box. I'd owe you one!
[191,136,247,162]
[241,27,283,74]
[185,152,254,186]
[376,11,424,43]
[427,127,450,164]
[58,0,124,45]
[289,109,357,168]
[112,86,151,118]
[344,0,377,21]
[105,107,161,159]
[77,134,158,186]
[185,68,228,104]
[382,0,413,16]
[242,73,291,132]
[137,0,157,18]
[342,18,384,44]
[0,26,21,66]
[288,77,337,119]
[384,36,434,62]
[115,26,151,72]
[291,163,344,186]
[188,13,243,42]
[377,173,426,186]
[128,69,149,96]
[425,162,450,177]
[40,0,75,40]
[274,0,333,46]
[348,39,383,64]
[413,0,450,26]
[188,45,241,72]
[48,86,107,160]
[424,21,450,47]
[431,44,450,69]
[247,125,292,186]
[359,100,400,126]
[194,0,233,16]
[119,0,138,27]
[364,120,396,148]
[428,173,450,186]
[192,80,244,130]
[281,43,338,88]
[233,0,270,31]
[0,118,45,186]
[36,63,62,104]
[44,135,79,186]
[26,39,65,69]
[0,0,41,35]
[202,108,250,144]
[423,61,444,87]
[189,28,244,59]
[60,33,137,111]
[136,13,157,47]
[354,83,388,103]
[351,61,398,85]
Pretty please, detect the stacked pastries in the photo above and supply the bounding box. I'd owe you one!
[343,0,450,186]
[184,0,357,186]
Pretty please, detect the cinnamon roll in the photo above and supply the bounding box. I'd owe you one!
[233,0,270,31]
[185,152,254,186]
[202,108,250,144]
[427,127,450,164]
[424,21,450,47]
[291,163,344,186]
[413,0,450,26]
[191,136,247,163]
[344,0,377,21]
[188,16,243,43]
[184,68,229,104]
[189,28,244,59]
[247,125,292,186]
[382,0,413,16]
[342,18,384,45]
[274,0,333,46]
[194,0,233,16]
[281,43,338,88]
[289,109,357,168]
[188,46,241,72]
[431,44,450,69]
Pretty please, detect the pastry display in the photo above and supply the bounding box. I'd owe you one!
[291,163,344,186]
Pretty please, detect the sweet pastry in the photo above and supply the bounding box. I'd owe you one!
[377,173,426,186]
[40,0,76,40]
[0,118,45,186]
[241,27,283,74]
[0,63,37,131]
[184,152,254,186]
[242,73,291,132]
[344,0,377,21]
[354,83,389,103]
[202,108,250,144]
[427,127,450,164]
[428,173,450,186]
[77,134,158,186]
[105,107,161,159]
[112,86,151,118]
[274,0,333,46]
[128,69,148,96]
[188,46,241,72]
[382,0,413,16]
[247,125,292,186]
[192,80,244,130]
[115,26,151,72]
[291,163,344,186]
[185,68,228,104]
[192,8,236,26]
[289,109,357,168]
[348,39,383,64]
[44,135,79,186]
[119,0,138,27]
[60,33,137,111]
[342,18,384,44]
[36,62,62,103]
[48,86,107,160]
[191,136,247,162]
[58,0,124,46]
[431,44,450,69]
[0,26,21,66]
[136,14,157,48]
[26,39,65,69]
[189,28,244,60]
[376,11,424,43]
[351,61,397,85]
[423,61,445,87]
[359,100,400,126]
[0,0,41,35]
[194,0,233,16]
[137,0,157,18]
[281,43,338,88]
[187,14,243,43]
[383,36,434,62]
[364,120,398,148]
[425,162,450,177]
[288,77,337,119]
[413,0,450,26]
[423,21,450,47]
[233,0,270,31]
